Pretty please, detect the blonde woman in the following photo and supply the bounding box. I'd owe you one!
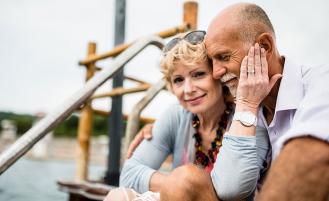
[105,31,270,201]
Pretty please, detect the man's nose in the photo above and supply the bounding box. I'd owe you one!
[212,60,227,79]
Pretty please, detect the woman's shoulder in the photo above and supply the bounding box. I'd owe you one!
[155,103,192,128]
[162,103,191,117]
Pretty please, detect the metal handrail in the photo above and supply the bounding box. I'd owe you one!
[0,36,165,175]
[123,79,166,158]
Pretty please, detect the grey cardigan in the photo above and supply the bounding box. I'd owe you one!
[120,104,270,200]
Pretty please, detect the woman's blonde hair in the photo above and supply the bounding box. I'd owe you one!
[160,34,209,90]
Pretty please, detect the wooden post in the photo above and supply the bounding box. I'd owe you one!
[75,42,96,181]
[91,84,150,99]
[183,1,198,30]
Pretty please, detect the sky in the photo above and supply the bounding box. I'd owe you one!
[1,0,329,119]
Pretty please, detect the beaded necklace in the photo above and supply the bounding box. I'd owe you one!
[192,104,233,168]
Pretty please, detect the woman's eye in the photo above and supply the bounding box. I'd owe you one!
[173,77,184,84]
[193,71,206,78]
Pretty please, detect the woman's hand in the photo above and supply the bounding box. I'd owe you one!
[235,43,282,111]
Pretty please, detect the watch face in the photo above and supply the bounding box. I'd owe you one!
[241,112,255,126]
[233,111,257,127]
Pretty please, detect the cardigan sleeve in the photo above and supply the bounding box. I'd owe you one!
[119,104,181,193]
[211,126,270,200]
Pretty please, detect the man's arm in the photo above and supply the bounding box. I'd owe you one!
[256,137,329,201]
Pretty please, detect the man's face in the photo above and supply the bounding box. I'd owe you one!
[205,25,249,98]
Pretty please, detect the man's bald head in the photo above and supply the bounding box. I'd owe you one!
[208,3,275,47]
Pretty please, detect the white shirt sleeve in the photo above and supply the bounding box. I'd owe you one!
[276,64,329,152]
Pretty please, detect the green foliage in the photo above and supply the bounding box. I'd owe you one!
[93,114,108,136]
[0,112,35,135]
[53,113,79,137]
[0,111,122,138]
[54,113,111,137]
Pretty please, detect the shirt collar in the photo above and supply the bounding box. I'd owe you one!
[275,56,304,111]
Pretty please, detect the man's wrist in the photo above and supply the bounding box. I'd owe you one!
[235,104,258,114]
[235,99,259,113]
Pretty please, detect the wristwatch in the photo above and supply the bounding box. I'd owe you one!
[233,111,257,127]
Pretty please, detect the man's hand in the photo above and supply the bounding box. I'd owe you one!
[236,43,282,110]
[126,124,153,159]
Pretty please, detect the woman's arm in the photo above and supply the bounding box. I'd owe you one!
[120,105,180,193]
[120,140,170,193]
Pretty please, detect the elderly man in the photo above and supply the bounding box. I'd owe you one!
[159,3,329,201]
[128,3,329,201]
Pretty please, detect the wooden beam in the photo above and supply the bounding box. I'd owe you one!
[91,72,150,86]
[91,83,150,99]
[78,24,189,65]
[95,66,102,71]
[92,109,155,124]
[124,76,150,85]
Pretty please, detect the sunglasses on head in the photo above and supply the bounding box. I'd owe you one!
[163,30,206,54]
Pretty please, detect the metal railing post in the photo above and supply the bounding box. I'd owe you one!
[123,79,166,159]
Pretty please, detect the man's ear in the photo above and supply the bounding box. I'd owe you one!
[256,33,275,57]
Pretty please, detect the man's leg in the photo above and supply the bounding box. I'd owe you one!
[160,164,219,201]
[256,137,329,201]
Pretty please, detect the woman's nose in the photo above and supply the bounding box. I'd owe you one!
[183,79,194,93]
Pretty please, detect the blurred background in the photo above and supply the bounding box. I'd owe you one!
[0,0,328,200]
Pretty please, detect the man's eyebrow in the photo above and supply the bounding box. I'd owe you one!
[212,50,231,57]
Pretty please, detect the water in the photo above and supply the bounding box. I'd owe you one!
[0,158,106,201]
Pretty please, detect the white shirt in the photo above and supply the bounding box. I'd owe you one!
[258,57,329,159]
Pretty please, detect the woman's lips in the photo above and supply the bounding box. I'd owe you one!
[185,94,206,106]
